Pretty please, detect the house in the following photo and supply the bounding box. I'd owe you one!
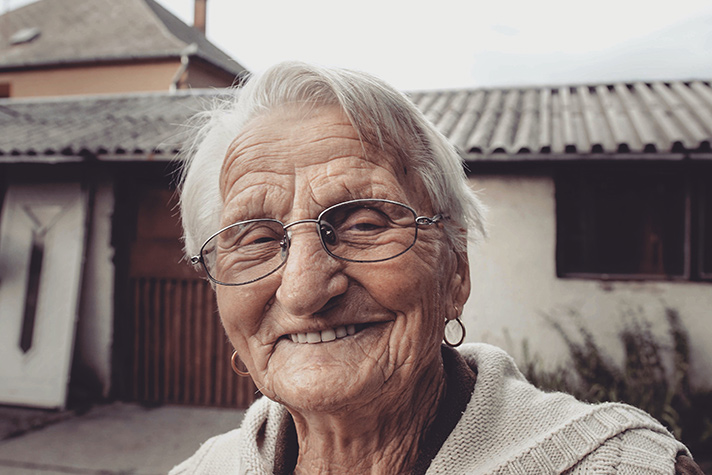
[1,1,710,408]
[408,83,712,387]
[0,0,246,97]
[2,80,711,411]
[0,0,254,409]
[0,89,259,409]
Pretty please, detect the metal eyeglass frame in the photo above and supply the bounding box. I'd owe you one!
[190,198,444,286]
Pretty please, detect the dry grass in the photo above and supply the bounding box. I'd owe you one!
[522,308,712,457]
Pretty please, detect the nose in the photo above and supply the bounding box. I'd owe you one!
[275,222,348,316]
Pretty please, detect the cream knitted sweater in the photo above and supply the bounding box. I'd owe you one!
[170,343,689,474]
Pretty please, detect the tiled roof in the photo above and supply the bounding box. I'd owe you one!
[0,89,224,161]
[0,0,246,77]
[1,80,712,162]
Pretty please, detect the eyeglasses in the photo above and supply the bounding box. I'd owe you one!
[190,198,444,286]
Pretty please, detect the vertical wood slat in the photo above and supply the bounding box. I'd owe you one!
[132,280,141,401]
[203,284,214,406]
[142,280,151,401]
[193,281,202,403]
[180,280,189,403]
[163,280,173,401]
[128,277,257,408]
[152,280,161,401]
[172,281,182,402]
[184,280,193,404]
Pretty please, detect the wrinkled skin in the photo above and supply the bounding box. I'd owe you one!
[216,104,471,473]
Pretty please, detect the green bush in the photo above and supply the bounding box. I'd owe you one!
[522,308,712,455]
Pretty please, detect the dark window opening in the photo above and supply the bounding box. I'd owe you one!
[557,168,689,279]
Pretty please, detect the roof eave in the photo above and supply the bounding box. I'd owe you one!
[463,152,712,163]
[0,53,185,72]
[0,51,245,78]
[0,152,179,164]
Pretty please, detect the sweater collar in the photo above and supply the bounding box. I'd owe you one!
[272,344,477,475]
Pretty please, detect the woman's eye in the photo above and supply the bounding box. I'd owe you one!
[349,221,384,232]
[338,208,389,233]
[242,230,279,246]
[219,223,282,249]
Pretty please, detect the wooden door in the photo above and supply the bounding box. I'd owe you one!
[126,185,257,408]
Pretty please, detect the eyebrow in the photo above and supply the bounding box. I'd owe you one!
[220,202,272,225]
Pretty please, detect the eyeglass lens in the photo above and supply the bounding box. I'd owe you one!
[202,200,418,285]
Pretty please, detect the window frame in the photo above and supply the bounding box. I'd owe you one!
[555,163,711,283]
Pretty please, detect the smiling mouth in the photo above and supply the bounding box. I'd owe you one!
[288,324,373,344]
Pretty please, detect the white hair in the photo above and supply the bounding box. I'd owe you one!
[179,61,485,259]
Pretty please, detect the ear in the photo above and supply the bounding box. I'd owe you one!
[448,249,471,319]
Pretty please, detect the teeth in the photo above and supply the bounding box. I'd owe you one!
[289,325,359,344]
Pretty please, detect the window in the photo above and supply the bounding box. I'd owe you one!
[556,165,710,281]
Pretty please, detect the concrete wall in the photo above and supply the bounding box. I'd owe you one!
[463,174,712,390]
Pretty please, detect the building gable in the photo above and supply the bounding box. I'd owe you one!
[0,0,245,78]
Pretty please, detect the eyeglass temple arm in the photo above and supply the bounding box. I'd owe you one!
[415,214,445,226]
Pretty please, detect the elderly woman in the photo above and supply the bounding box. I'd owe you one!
[171,62,701,474]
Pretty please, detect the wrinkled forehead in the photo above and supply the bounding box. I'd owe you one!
[218,104,419,201]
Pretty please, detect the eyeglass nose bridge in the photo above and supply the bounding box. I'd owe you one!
[281,218,342,261]
[280,217,334,254]
[282,217,320,232]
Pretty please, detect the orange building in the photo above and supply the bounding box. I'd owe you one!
[0,0,246,97]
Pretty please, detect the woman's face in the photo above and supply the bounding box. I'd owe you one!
[216,104,470,414]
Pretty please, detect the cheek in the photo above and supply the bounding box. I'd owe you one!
[360,242,452,323]
[215,284,274,350]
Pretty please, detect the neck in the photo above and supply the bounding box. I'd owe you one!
[290,358,446,474]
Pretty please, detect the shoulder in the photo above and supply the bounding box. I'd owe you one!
[434,344,691,474]
[169,396,287,475]
[169,428,244,474]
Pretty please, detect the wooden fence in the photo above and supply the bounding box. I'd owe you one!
[128,277,258,408]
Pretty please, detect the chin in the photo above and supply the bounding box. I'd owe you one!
[264,357,390,414]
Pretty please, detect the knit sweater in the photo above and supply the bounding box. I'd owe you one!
[170,343,691,474]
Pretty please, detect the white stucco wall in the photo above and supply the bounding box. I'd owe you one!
[463,174,712,390]
[76,181,115,397]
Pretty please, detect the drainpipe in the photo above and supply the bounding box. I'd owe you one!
[169,43,198,93]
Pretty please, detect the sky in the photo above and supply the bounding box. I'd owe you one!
[4,0,712,90]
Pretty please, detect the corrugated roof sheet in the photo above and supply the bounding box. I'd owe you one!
[0,0,246,77]
[1,80,711,162]
[411,80,712,157]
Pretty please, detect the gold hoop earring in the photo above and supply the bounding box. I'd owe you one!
[444,317,466,347]
[231,351,250,377]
